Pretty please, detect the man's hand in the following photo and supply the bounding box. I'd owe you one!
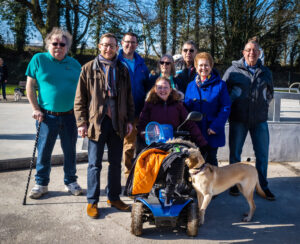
[78,125,88,138]
[207,128,216,135]
[32,110,44,122]
[126,123,133,136]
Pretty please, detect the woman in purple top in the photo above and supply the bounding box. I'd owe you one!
[137,77,207,149]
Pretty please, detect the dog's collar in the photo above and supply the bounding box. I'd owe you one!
[191,163,207,175]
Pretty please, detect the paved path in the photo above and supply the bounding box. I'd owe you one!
[0,161,300,243]
[0,98,85,161]
[0,98,86,170]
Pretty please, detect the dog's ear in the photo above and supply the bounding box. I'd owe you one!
[185,148,205,168]
[185,158,192,168]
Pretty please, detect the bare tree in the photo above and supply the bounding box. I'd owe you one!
[15,0,60,39]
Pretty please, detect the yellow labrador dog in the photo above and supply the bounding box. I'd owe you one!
[185,148,266,225]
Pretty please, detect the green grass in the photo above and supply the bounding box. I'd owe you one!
[5,84,19,95]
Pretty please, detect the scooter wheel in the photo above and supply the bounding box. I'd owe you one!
[186,202,199,237]
[131,202,143,236]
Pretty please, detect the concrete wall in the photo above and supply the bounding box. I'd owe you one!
[82,123,300,162]
[218,122,300,162]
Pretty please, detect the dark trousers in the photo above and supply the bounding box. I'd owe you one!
[229,121,269,190]
[201,145,219,166]
[87,116,123,204]
[0,82,6,99]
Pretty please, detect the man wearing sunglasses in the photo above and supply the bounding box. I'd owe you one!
[26,27,82,199]
[118,32,150,179]
[175,40,198,93]
[74,33,135,218]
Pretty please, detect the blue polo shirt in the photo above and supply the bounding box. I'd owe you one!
[26,52,81,112]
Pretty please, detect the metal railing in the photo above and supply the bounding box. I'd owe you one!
[268,83,300,122]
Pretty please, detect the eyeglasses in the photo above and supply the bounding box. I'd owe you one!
[123,40,137,45]
[183,49,194,53]
[160,61,171,65]
[100,43,116,49]
[198,64,210,68]
[244,49,259,53]
[156,85,170,90]
[52,42,66,47]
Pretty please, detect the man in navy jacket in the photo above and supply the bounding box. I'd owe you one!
[118,32,150,178]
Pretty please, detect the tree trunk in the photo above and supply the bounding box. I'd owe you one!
[13,3,27,53]
[194,0,200,49]
[209,0,216,58]
[157,0,168,55]
[170,0,178,55]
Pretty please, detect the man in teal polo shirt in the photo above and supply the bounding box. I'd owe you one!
[26,27,82,199]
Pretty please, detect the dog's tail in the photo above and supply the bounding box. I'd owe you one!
[255,180,266,198]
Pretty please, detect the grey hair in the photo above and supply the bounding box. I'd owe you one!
[158,54,176,76]
[246,40,261,50]
[182,40,197,50]
[247,36,261,49]
[44,27,73,52]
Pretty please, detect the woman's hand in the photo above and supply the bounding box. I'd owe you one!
[207,128,216,135]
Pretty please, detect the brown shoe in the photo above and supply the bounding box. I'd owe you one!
[107,199,130,211]
[87,203,99,219]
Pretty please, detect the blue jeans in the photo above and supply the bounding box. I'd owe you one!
[87,116,123,204]
[229,121,269,190]
[1,82,6,99]
[35,113,78,186]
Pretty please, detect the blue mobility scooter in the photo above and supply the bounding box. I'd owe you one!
[125,112,202,237]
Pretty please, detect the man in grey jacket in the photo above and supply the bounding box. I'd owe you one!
[223,40,275,201]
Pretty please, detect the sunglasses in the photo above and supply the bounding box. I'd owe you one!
[183,49,194,53]
[160,61,171,65]
[52,42,66,47]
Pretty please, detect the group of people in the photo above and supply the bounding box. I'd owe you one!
[25,27,275,220]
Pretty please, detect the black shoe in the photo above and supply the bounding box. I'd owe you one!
[229,185,240,196]
[264,189,276,201]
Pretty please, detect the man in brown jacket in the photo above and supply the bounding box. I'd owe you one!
[74,33,135,219]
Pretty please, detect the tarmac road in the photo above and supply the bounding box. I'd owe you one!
[0,161,300,244]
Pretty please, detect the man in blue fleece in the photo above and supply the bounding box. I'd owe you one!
[118,32,150,178]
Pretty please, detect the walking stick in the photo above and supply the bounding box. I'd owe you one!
[22,122,41,205]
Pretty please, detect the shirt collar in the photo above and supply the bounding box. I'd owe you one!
[47,51,68,63]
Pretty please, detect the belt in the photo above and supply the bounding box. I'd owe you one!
[41,108,73,116]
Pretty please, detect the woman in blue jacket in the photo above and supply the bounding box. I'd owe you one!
[184,52,231,166]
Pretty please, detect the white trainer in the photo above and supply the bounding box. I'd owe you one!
[29,184,48,199]
[65,182,83,196]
